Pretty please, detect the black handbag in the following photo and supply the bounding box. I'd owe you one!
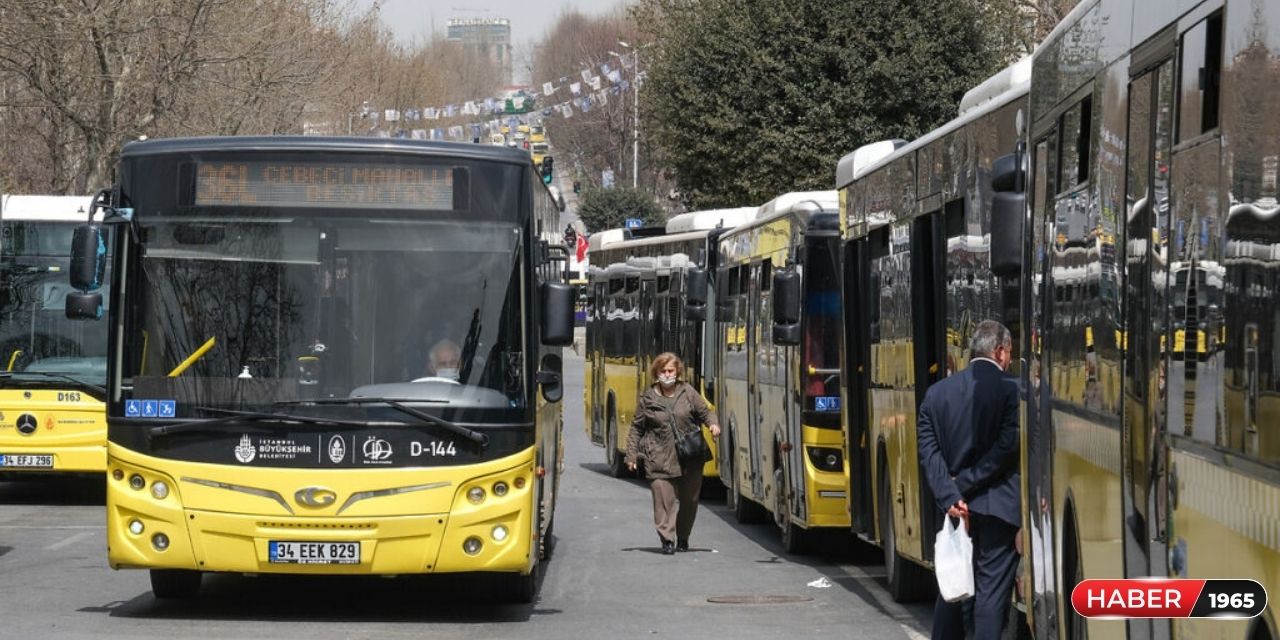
[674,427,713,464]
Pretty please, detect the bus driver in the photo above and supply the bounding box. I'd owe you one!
[415,339,462,383]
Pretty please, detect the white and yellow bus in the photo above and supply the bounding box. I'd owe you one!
[1018,0,1278,637]
[710,192,850,553]
[1,194,107,477]
[64,137,575,602]
[836,58,1029,598]
[584,209,753,484]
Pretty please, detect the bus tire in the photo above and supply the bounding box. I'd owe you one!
[149,569,201,599]
[1064,512,1088,640]
[501,566,539,604]
[605,413,627,478]
[879,463,929,602]
[775,466,808,554]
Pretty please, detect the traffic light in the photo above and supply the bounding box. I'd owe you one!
[541,156,554,184]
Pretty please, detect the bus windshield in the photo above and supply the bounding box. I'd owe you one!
[1,220,108,390]
[119,215,526,418]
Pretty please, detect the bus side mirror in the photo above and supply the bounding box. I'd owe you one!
[66,224,106,320]
[540,282,575,346]
[772,269,801,346]
[772,269,801,325]
[990,151,1026,279]
[685,267,708,320]
[773,323,801,346]
[70,224,106,291]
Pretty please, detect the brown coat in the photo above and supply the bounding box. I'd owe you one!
[624,381,719,480]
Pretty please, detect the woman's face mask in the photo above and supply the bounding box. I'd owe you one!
[658,373,677,386]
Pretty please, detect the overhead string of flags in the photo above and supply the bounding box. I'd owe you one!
[355,56,645,141]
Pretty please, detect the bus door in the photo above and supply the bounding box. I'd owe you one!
[746,261,766,500]
[1121,53,1175,639]
[639,277,656,397]
[911,209,947,561]
[589,281,607,444]
[843,236,874,535]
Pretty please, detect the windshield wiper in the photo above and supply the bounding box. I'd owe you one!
[277,398,489,447]
[147,406,373,438]
[0,371,106,396]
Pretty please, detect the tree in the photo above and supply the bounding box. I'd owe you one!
[634,0,1006,210]
[576,186,664,232]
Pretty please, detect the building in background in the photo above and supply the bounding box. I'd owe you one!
[446,17,513,86]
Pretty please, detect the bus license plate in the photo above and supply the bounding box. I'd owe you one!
[0,454,54,468]
[268,541,360,564]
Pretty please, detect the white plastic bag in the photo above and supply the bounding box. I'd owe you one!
[934,516,975,602]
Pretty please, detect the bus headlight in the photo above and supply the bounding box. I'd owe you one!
[806,447,843,472]
[151,481,169,500]
[492,481,509,497]
[467,487,486,504]
[128,474,146,490]
[151,533,169,551]
[128,519,144,535]
[463,536,483,555]
[492,525,509,542]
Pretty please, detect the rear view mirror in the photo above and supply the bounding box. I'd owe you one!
[685,267,708,321]
[65,291,103,320]
[69,225,106,292]
[990,150,1026,278]
[540,282,575,346]
[772,269,801,325]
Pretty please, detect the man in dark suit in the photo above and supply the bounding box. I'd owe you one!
[918,320,1020,640]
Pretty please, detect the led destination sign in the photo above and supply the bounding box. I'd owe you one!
[195,161,456,210]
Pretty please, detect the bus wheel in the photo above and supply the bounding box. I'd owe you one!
[1064,522,1088,640]
[605,414,627,478]
[501,566,539,604]
[149,569,201,599]
[774,466,808,554]
[879,465,928,602]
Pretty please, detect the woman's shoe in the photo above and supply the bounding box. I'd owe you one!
[676,538,689,552]
[661,541,675,555]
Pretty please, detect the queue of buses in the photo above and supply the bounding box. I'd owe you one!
[585,0,1278,638]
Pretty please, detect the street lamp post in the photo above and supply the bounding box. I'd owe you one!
[618,41,639,189]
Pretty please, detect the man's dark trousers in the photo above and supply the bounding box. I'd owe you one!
[931,511,1019,640]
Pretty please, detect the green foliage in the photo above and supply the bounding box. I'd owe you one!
[577,187,665,232]
[636,0,1003,209]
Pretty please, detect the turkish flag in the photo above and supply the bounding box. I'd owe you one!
[576,234,588,262]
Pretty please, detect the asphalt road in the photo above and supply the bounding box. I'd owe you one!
[0,349,933,639]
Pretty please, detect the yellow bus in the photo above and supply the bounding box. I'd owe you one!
[1,194,108,477]
[584,209,753,483]
[64,137,575,602]
[1018,1,1278,637]
[709,192,849,553]
[836,58,1028,599]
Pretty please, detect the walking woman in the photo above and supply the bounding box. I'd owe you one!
[624,352,721,555]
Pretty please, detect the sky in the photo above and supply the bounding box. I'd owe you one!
[354,0,624,49]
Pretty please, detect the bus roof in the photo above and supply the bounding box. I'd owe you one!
[0,194,97,222]
[837,57,1030,188]
[587,228,628,252]
[664,207,755,233]
[757,191,839,218]
[836,140,907,190]
[119,136,537,167]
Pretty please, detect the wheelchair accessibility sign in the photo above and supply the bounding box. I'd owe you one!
[814,396,841,412]
[125,399,177,419]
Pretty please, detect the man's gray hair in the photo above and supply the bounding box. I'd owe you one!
[970,320,1012,359]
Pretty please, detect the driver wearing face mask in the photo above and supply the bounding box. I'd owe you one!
[422,339,462,382]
